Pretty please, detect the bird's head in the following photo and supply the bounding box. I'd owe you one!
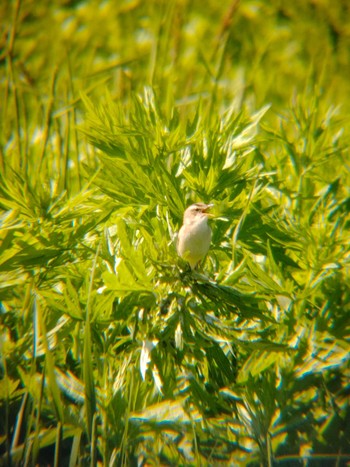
[183,203,214,224]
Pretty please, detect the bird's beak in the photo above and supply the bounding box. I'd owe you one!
[204,204,215,217]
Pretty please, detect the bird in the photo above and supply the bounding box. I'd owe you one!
[177,203,213,270]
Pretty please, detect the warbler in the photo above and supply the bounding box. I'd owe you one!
[177,203,213,269]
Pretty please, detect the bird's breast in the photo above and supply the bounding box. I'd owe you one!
[177,219,212,257]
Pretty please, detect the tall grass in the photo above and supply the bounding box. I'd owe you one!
[1,1,349,465]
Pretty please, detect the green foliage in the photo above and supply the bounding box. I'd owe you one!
[1,0,350,465]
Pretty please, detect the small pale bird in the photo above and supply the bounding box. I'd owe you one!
[177,203,213,270]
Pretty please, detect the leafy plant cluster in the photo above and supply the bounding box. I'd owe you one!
[1,0,350,466]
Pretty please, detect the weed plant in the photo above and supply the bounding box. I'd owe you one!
[0,1,349,465]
